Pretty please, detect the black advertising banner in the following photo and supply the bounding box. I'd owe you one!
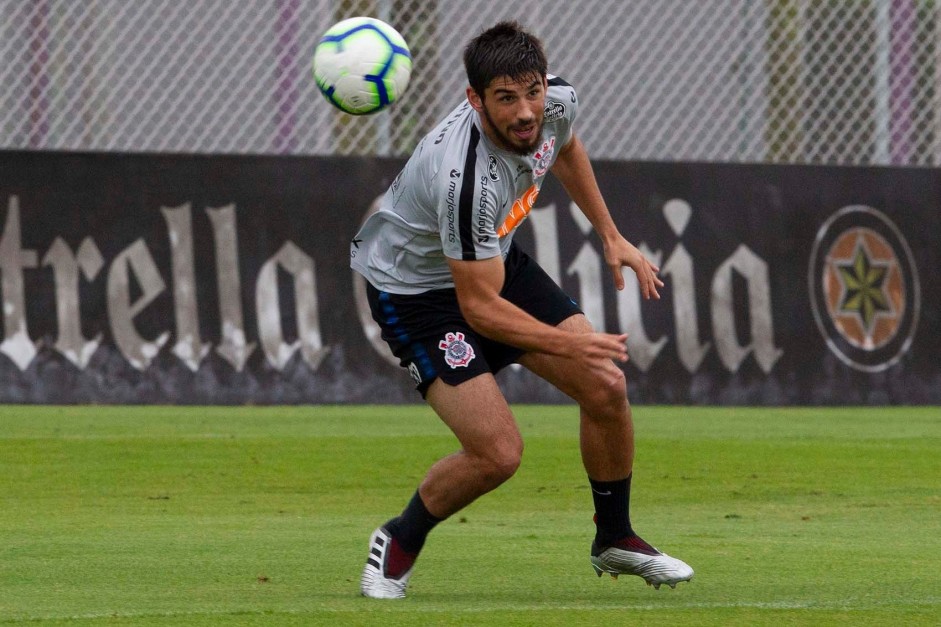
[576,161,939,405]
[0,150,938,404]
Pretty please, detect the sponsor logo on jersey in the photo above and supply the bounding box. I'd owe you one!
[497,184,540,238]
[488,155,500,181]
[445,179,458,242]
[438,331,476,368]
[450,169,461,178]
[544,100,566,122]
[477,174,491,243]
[808,206,921,372]
[533,136,556,177]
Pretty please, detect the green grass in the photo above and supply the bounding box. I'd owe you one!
[1,405,939,625]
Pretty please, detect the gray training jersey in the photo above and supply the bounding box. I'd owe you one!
[350,76,578,294]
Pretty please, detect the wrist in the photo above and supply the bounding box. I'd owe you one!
[599,230,624,248]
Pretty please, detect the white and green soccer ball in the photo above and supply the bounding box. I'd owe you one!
[312,17,412,115]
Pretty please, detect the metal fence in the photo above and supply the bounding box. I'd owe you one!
[2,0,938,165]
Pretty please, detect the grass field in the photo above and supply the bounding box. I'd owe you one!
[1,404,939,626]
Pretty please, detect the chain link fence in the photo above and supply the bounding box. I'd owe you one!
[2,0,938,165]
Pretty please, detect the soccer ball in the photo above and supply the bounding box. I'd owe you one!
[312,17,412,115]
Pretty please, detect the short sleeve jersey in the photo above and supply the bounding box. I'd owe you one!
[350,76,578,294]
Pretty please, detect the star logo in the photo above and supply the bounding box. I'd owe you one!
[810,206,920,372]
[835,241,892,333]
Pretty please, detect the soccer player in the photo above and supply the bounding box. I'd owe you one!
[351,21,693,599]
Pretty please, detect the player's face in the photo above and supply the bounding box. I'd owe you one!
[468,75,547,156]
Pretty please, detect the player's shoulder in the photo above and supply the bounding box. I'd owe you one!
[546,74,576,100]
[544,74,578,124]
[418,100,480,177]
[425,101,475,151]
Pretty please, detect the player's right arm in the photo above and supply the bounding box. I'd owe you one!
[447,255,628,364]
[433,114,625,364]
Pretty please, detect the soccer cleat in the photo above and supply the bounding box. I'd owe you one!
[590,534,694,589]
[360,527,416,599]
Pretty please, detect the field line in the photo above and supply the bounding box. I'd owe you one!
[4,598,939,623]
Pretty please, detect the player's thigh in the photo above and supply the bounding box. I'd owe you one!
[517,314,627,405]
[425,373,522,460]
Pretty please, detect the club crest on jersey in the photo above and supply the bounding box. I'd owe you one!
[533,136,556,177]
[438,331,476,368]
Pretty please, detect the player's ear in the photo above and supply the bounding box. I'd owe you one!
[466,86,484,112]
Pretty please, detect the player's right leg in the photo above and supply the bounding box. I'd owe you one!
[361,372,522,599]
[422,373,524,514]
[360,282,525,598]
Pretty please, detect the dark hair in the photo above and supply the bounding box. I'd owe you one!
[463,21,548,97]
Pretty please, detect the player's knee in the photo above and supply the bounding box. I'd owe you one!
[579,367,627,414]
[480,439,523,486]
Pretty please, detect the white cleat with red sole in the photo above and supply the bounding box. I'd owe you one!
[590,535,694,589]
[360,527,415,599]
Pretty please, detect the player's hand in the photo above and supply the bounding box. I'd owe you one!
[604,235,664,299]
[569,331,629,364]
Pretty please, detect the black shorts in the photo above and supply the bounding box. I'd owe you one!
[367,243,583,397]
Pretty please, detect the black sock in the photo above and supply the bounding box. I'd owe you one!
[589,474,633,545]
[383,490,443,554]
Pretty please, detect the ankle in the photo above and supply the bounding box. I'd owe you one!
[599,532,659,556]
[384,534,419,579]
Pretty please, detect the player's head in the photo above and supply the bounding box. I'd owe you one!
[464,22,549,155]
[463,21,547,98]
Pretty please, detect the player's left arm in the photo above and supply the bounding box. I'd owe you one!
[550,133,664,299]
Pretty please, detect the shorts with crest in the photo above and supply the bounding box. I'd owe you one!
[366,243,582,398]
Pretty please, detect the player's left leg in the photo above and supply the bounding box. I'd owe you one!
[518,313,694,588]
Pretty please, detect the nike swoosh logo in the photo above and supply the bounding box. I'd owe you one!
[592,489,612,496]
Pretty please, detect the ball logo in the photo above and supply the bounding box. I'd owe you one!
[808,206,920,372]
[438,331,475,368]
